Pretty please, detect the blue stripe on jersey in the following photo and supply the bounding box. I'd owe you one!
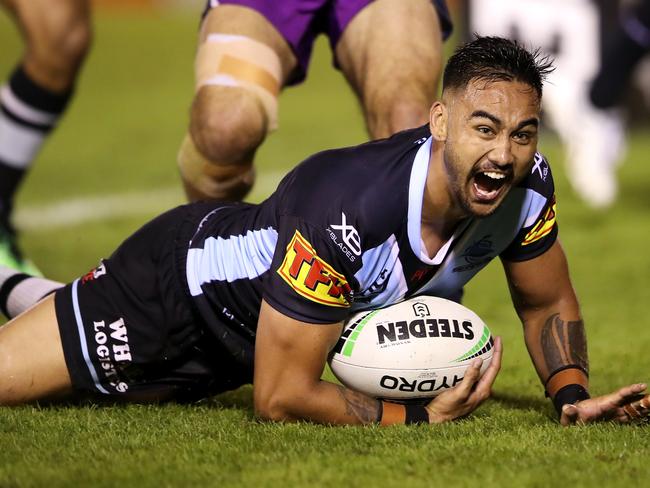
[407,137,432,260]
[71,279,110,394]
[186,227,278,296]
[522,189,549,228]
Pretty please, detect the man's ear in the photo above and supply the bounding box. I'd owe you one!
[429,101,448,141]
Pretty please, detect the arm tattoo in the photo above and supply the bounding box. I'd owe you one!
[336,386,382,424]
[540,313,589,374]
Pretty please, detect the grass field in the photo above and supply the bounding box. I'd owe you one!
[1,7,650,488]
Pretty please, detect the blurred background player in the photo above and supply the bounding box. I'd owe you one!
[585,0,650,202]
[465,0,628,208]
[0,0,92,271]
[178,0,452,202]
[591,0,650,110]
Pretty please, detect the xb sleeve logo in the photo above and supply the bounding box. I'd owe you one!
[331,212,361,256]
[278,230,352,307]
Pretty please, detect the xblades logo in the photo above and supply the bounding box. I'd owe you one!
[531,152,548,181]
[330,212,361,256]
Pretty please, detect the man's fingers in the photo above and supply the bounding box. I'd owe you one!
[454,358,483,398]
[560,403,580,426]
[622,393,650,421]
[475,336,502,392]
[612,383,647,407]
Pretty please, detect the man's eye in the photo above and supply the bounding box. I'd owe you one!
[514,132,532,143]
[477,126,492,135]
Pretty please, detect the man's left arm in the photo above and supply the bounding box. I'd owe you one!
[502,240,647,425]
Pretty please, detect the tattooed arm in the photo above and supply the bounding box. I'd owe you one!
[502,241,647,424]
[503,241,587,388]
[253,299,383,425]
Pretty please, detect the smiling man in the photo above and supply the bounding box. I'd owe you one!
[0,36,647,426]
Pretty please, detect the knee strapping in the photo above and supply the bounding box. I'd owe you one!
[177,134,255,202]
[195,33,281,131]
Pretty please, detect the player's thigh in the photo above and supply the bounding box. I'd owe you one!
[200,4,297,80]
[191,5,298,156]
[0,294,72,405]
[336,0,443,116]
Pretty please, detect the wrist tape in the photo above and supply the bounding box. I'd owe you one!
[553,384,591,416]
[380,401,429,425]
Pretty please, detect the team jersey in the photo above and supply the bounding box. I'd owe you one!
[184,125,557,366]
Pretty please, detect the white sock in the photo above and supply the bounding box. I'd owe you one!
[0,266,63,319]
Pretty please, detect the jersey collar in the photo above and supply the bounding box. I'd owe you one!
[407,136,467,265]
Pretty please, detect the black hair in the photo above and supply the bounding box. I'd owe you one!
[442,36,554,98]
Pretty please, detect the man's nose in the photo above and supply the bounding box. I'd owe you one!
[488,136,514,166]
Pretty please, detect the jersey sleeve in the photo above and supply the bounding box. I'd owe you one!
[263,214,358,324]
[500,153,559,262]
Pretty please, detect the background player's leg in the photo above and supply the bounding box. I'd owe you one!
[590,0,650,109]
[0,266,63,319]
[0,294,73,405]
[335,0,443,139]
[0,0,91,271]
[178,5,297,202]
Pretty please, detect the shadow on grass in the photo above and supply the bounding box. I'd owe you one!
[202,385,254,413]
[33,384,255,415]
[491,392,551,415]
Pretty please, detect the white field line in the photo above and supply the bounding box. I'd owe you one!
[15,170,286,232]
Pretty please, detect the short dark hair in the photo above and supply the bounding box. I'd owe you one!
[442,36,554,98]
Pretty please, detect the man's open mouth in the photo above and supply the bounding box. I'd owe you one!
[472,170,509,202]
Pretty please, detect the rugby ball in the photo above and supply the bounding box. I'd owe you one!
[329,296,494,401]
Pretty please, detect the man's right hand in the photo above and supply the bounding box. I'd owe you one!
[425,336,502,423]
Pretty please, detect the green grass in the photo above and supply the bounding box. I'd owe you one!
[2,8,650,488]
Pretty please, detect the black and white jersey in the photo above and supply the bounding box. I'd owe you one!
[185,125,557,361]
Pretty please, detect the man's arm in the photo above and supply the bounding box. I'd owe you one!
[253,299,381,424]
[502,240,647,424]
[253,299,503,425]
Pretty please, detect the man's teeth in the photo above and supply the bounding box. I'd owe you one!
[482,171,506,180]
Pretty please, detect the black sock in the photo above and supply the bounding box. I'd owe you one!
[0,64,73,224]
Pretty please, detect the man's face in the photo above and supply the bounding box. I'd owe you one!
[434,79,541,218]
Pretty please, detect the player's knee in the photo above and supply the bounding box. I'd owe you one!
[25,10,92,78]
[177,131,256,202]
[190,86,267,165]
[366,97,431,139]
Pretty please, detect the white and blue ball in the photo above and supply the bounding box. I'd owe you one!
[329,296,494,401]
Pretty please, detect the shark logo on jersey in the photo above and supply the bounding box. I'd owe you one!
[522,196,556,246]
[327,212,361,261]
[356,268,391,304]
[453,235,494,272]
[278,230,352,307]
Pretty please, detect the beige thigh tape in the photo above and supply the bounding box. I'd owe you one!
[196,33,281,130]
